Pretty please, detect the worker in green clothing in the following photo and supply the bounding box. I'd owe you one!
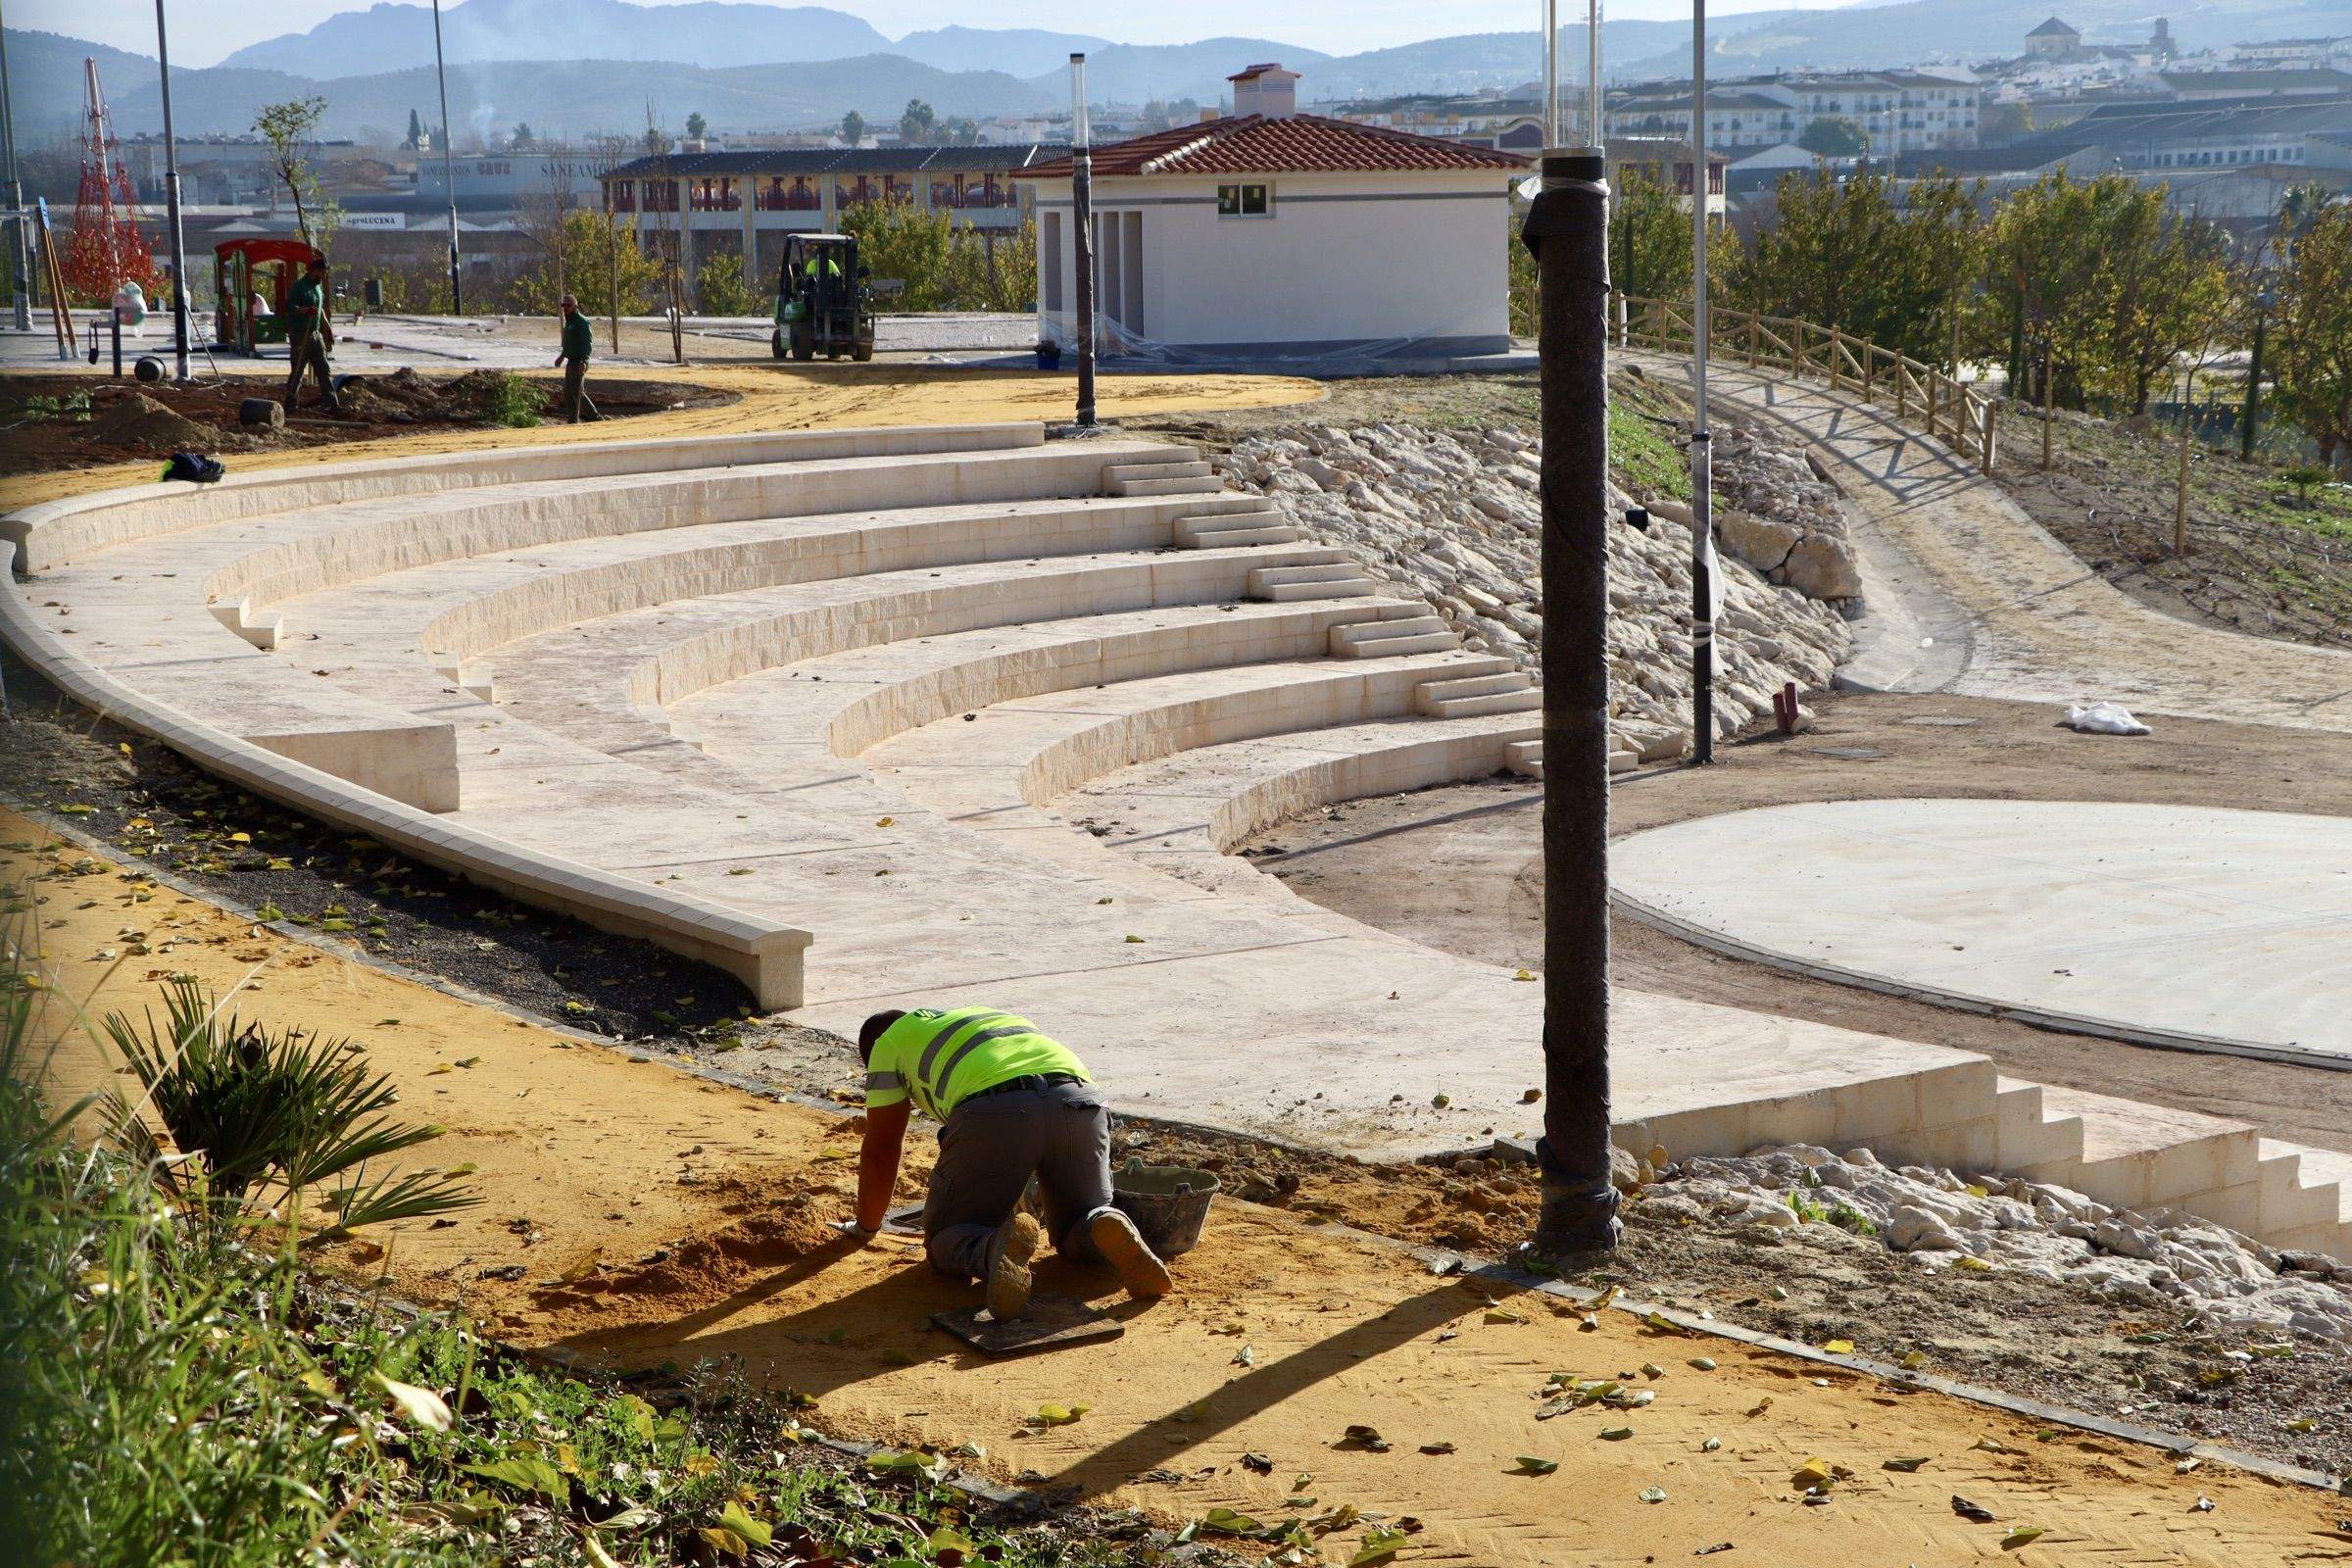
[281,257,339,416]
[555,293,600,423]
[845,1005,1173,1320]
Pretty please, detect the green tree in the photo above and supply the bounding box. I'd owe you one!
[1612,165,1696,305]
[841,110,867,146]
[253,96,342,253]
[2273,203,2352,468]
[940,116,980,145]
[900,98,937,142]
[941,219,1038,312]
[1719,167,1986,365]
[685,111,708,140]
[1797,116,1867,157]
[510,121,534,148]
[693,248,759,315]
[508,208,664,317]
[841,196,954,309]
[405,107,422,148]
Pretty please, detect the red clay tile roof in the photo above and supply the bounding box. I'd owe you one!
[1020,115,1531,180]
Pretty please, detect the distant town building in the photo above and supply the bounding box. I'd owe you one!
[1605,138,1729,215]
[600,144,1052,296]
[2159,68,2352,101]
[2026,18,2083,60]
[1017,66,1526,359]
[1605,70,1979,156]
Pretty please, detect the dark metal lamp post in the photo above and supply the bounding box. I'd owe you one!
[1524,142,1622,1258]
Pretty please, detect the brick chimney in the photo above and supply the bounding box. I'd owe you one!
[1229,63,1301,119]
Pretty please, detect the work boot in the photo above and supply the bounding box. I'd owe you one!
[1086,1208,1173,1298]
[983,1211,1043,1321]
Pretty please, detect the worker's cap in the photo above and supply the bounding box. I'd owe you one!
[306,257,329,271]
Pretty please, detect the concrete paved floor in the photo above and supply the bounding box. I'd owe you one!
[1613,798,2352,1069]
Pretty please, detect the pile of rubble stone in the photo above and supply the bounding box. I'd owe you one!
[1212,417,1858,759]
[1653,1144,2352,1344]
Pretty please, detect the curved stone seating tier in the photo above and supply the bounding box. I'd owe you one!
[27,436,1204,810]
[2,421,1047,575]
[0,542,808,1009]
[9,421,2345,1254]
[1057,713,1543,906]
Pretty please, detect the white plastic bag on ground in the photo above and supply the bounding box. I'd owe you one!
[2062,701,2151,736]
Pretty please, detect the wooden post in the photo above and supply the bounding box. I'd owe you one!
[1862,343,1876,402]
[1829,325,1843,391]
[1745,313,1759,368]
[2039,343,2054,472]
[1895,360,1907,420]
[2175,380,2194,557]
[1984,398,1997,475]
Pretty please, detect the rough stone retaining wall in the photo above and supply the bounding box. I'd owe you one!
[1212,417,1858,760]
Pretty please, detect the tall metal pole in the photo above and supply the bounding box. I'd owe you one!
[1070,52,1096,426]
[152,0,191,378]
[1688,0,1715,765]
[1544,0,1559,147]
[0,5,30,331]
[1587,0,1603,149]
[1526,139,1621,1257]
[431,0,462,313]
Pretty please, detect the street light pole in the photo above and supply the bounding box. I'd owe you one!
[1526,136,1622,1256]
[1689,0,1717,765]
[152,0,191,379]
[0,5,30,331]
[431,0,462,313]
[1070,52,1096,426]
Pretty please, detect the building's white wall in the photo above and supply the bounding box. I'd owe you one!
[1027,170,1516,353]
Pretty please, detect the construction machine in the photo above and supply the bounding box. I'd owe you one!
[771,233,876,362]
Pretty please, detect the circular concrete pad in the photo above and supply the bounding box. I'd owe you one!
[1611,799,2352,1068]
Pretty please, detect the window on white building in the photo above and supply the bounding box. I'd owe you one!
[1216,183,1272,217]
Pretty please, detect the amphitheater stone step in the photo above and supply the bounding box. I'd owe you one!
[1249,563,1381,602]
[1504,739,1544,778]
[1331,614,1454,658]
[1417,670,1540,718]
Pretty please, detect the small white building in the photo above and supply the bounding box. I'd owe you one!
[1017,65,1528,359]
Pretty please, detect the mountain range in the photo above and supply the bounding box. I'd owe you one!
[8,0,2340,147]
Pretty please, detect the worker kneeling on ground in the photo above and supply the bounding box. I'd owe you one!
[846,1005,1172,1319]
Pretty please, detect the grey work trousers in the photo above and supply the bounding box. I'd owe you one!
[283,330,334,413]
[923,1081,1116,1280]
[562,357,599,422]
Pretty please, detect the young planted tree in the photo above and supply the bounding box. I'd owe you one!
[685,112,709,141]
[842,196,955,309]
[2093,198,2235,415]
[841,110,867,147]
[692,247,758,315]
[1719,168,1984,365]
[511,208,663,317]
[900,98,938,142]
[254,96,343,253]
[1611,165,1698,305]
[2273,203,2352,469]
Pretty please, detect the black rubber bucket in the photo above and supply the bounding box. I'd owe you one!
[1109,1155,1218,1257]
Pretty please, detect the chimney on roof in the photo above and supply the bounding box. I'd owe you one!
[1229,63,1300,119]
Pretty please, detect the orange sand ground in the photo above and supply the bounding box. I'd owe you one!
[0,363,1324,513]
[7,811,2348,1567]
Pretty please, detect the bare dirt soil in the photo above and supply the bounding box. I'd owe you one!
[1240,688,2352,1158]
[1993,402,2352,651]
[14,804,2352,1493]
[14,823,2350,1563]
[0,369,734,477]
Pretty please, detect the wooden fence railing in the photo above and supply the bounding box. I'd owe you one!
[1614,293,1998,476]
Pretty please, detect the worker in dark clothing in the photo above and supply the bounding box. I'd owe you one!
[844,1005,1173,1320]
[281,257,338,416]
[556,293,600,423]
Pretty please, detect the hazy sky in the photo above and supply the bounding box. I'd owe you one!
[16,0,1862,70]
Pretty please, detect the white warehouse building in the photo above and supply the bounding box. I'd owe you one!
[1017,65,1529,359]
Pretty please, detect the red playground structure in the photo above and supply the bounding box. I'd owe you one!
[61,59,156,305]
